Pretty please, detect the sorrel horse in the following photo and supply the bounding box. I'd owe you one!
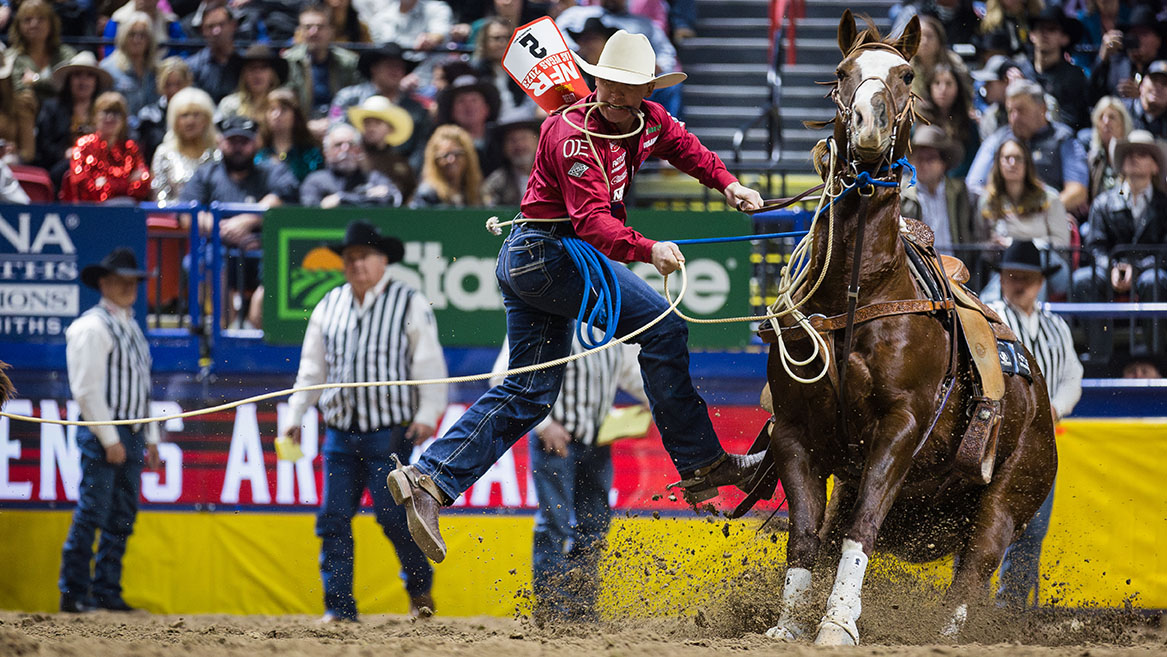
[755,11,1056,645]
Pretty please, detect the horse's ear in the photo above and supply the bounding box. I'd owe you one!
[893,15,921,61]
[838,9,857,55]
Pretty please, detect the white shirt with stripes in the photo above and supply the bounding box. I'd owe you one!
[65,299,159,448]
[490,335,648,446]
[989,299,1084,421]
[288,268,448,432]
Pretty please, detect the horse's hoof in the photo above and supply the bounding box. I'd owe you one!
[764,620,805,641]
[814,618,859,646]
[940,603,967,639]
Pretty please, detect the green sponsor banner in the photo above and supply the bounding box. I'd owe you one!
[262,207,753,348]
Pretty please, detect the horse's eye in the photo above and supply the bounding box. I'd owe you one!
[903,71,914,85]
[836,69,845,80]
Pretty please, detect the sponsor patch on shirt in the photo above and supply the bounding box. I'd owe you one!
[568,162,589,178]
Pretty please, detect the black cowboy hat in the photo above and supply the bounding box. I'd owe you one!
[240,44,289,84]
[327,220,404,264]
[1119,5,1167,34]
[566,16,618,41]
[357,43,421,79]
[994,240,1061,277]
[80,247,150,289]
[1031,6,1085,47]
[436,74,501,126]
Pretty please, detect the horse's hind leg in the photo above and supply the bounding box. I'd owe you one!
[764,420,829,641]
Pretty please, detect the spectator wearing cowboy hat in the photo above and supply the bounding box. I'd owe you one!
[990,239,1082,609]
[285,219,447,622]
[348,94,417,201]
[1123,60,1167,140]
[59,246,163,614]
[331,42,431,168]
[34,51,113,187]
[1088,5,1167,105]
[564,15,618,88]
[901,125,979,253]
[481,118,542,207]
[1073,129,1167,358]
[386,30,767,565]
[1030,6,1090,132]
[435,74,500,173]
[217,44,288,124]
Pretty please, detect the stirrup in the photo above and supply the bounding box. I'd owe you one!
[666,454,730,505]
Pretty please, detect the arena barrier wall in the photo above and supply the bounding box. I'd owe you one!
[1,415,1164,615]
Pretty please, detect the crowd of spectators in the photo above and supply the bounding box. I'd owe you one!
[891,0,1167,363]
[0,0,1160,358]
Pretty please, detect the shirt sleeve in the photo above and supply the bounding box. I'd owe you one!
[286,302,329,428]
[404,291,448,428]
[1049,315,1083,420]
[650,108,738,193]
[1061,134,1089,186]
[66,315,121,448]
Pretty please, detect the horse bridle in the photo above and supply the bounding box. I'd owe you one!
[831,43,919,183]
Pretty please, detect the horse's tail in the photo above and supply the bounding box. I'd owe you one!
[0,361,13,404]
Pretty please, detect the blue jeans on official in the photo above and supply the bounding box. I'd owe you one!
[59,426,144,604]
[530,437,612,618]
[997,482,1056,607]
[415,222,725,501]
[317,425,432,619]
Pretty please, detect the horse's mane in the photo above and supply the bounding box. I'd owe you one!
[0,361,12,403]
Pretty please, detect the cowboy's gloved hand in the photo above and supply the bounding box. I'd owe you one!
[724,181,763,212]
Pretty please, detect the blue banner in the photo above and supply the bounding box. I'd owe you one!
[0,204,147,368]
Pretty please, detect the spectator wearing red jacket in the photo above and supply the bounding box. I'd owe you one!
[60,91,151,203]
[383,30,768,565]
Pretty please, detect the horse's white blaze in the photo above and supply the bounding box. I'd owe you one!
[765,567,813,640]
[849,50,908,154]
[815,539,868,646]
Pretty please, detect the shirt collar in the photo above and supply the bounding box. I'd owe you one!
[1119,179,1153,203]
[351,268,393,309]
[99,298,133,322]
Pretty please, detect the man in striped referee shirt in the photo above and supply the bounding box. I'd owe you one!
[60,247,162,613]
[491,334,648,621]
[286,220,448,622]
[988,240,1083,608]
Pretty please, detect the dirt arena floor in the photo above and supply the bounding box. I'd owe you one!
[3,605,1164,657]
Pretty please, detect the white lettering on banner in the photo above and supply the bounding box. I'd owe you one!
[220,403,271,504]
[150,401,185,432]
[275,403,319,505]
[468,446,522,507]
[0,284,79,316]
[141,443,183,502]
[0,400,33,500]
[628,258,732,315]
[562,139,589,159]
[395,244,500,312]
[0,212,77,254]
[0,316,63,335]
[39,400,80,501]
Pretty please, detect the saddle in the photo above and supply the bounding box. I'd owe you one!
[752,218,1033,494]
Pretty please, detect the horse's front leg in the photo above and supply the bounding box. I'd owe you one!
[816,408,920,646]
[765,419,828,641]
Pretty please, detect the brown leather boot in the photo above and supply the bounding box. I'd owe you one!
[387,456,447,563]
[409,592,435,619]
[668,451,769,505]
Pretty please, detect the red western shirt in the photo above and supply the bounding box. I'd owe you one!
[520,93,738,263]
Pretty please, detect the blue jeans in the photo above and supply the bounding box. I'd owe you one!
[415,223,725,501]
[998,482,1056,607]
[58,426,144,604]
[317,425,432,619]
[530,437,612,618]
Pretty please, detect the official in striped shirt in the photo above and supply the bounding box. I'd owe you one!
[286,220,448,622]
[59,247,161,614]
[989,240,1083,609]
[491,333,647,620]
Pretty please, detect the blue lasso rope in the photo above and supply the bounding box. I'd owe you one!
[561,236,621,349]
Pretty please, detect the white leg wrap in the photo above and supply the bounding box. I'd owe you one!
[941,603,968,638]
[815,539,868,646]
[765,567,813,641]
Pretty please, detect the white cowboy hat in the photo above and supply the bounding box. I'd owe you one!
[52,51,114,91]
[572,29,686,90]
[1111,129,1167,175]
[347,95,415,148]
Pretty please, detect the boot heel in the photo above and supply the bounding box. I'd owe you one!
[387,468,412,506]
